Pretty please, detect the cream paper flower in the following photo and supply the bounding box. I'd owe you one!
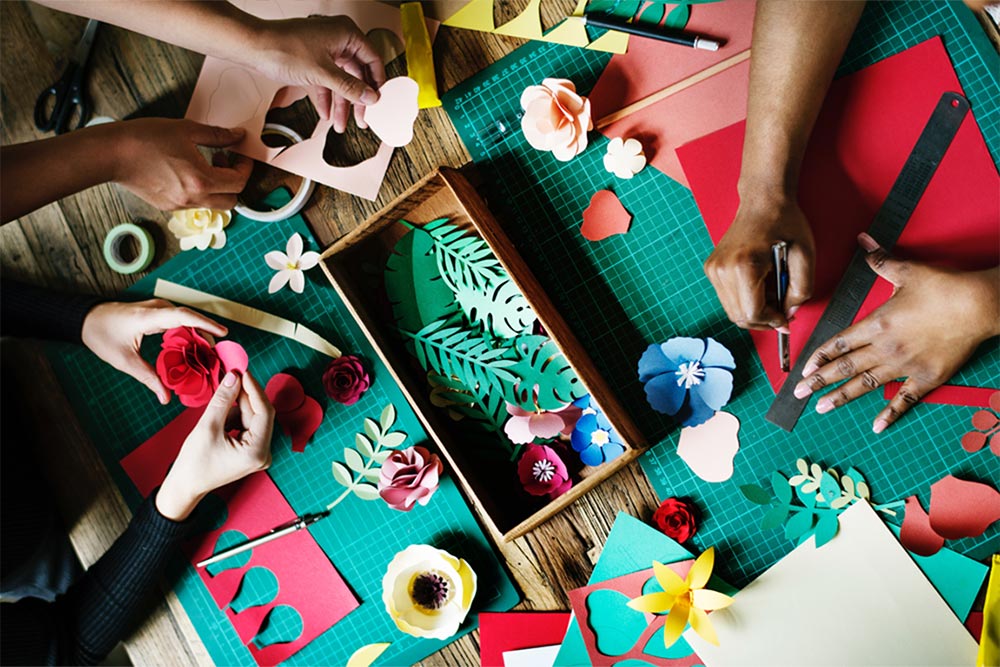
[168,208,231,251]
[520,78,592,162]
[382,544,477,640]
[264,233,321,294]
[603,137,647,179]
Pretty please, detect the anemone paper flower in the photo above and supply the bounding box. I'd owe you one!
[603,137,647,179]
[517,443,572,499]
[265,233,321,294]
[627,547,733,648]
[638,337,736,428]
[382,544,477,640]
[503,402,583,445]
[570,397,626,467]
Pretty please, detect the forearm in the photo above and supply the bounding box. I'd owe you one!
[739,0,865,203]
[0,280,104,342]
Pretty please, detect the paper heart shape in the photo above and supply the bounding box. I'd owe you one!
[899,495,945,557]
[676,411,740,483]
[928,474,1000,540]
[581,189,632,242]
[266,373,307,413]
[587,589,649,657]
[364,76,419,147]
[265,373,324,453]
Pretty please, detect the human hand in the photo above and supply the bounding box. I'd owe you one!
[157,371,275,521]
[111,118,253,210]
[703,195,815,330]
[248,15,386,134]
[81,299,228,405]
[794,233,1000,433]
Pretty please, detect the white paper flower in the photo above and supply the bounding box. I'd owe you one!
[168,208,231,251]
[382,544,477,640]
[603,137,647,179]
[264,233,321,294]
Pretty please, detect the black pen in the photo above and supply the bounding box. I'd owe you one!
[581,13,721,51]
[772,241,790,372]
[196,510,329,568]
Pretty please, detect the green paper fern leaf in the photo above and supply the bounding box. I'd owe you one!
[506,335,586,410]
[420,218,506,294]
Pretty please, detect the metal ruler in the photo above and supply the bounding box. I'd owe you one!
[766,91,970,431]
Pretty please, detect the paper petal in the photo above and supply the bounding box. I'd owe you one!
[281,395,324,453]
[298,251,321,271]
[265,251,288,270]
[215,340,249,375]
[661,597,691,648]
[688,606,719,646]
[268,270,291,294]
[504,416,536,445]
[365,76,420,147]
[687,547,714,589]
[638,344,674,382]
[265,373,306,413]
[676,412,740,483]
[653,560,688,596]
[691,589,733,611]
[691,367,733,411]
[928,475,1000,540]
[286,233,304,262]
[581,190,632,242]
[683,386,719,427]
[529,412,566,439]
[701,337,736,370]
[899,495,945,557]
[289,270,306,294]
[660,337,707,368]
[644,372,688,417]
[627,591,676,614]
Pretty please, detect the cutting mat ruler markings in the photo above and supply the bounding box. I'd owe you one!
[766,91,970,432]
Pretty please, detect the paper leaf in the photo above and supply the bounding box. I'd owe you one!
[252,604,304,649]
[356,433,375,458]
[813,512,840,547]
[740,484,772,506]
[332,461,353,487]
[761,505,789,531]
[373,450,393,464]
[380,432,407,449]
[353,483,380,501]
[927,474,1000,539]
[385,228,459,334]
[771,471,792,505]
[818,471,842,504]
[346,642,391,667]
[795,458,809,475]
[454,278,536,339]
[344,448,366,472]
[422,217,505,294]
[507,335,586,410]
[664,3,691,29]
[586,588,647,656]
[783,510,816,541]
[364,418,382,441]
[380,404,397,431]
[362,469,382,484]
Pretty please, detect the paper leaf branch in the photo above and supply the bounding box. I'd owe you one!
[415,218,506,294]
[328,405,407,509]
[454,279,536,339]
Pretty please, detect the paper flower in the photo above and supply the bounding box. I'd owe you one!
[638,337,736,427]
[503,402,582,445]
[378,445,443,511]
[322,355,371,405]
[265,232,321,294]
[168,208,231,251]
[652,498,698,543]
[571,396,626,467]
[382,544,477,640]
[155,327,248,407]
[520,78,592,162]
[627,547,733,648]
[603,137,646,179]
[517,443,573,499]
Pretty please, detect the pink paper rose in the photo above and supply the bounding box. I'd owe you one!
[503,402,583,445]
[156,327,221,407]
[322,354,371,405]
[378,446,444,512]
[520,78,593,162]
[517,444,572,499]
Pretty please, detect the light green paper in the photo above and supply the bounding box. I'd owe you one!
[587,588,647,656]
[421,217,505,294]
[508,335,586,410]
[454,279,536,339]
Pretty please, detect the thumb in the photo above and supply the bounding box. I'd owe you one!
[785,243,814,312]
[859,233,907,285]
[131,359,170,405]
[318,66,379,106]
[188,122,246,148]
[203,371,242,422]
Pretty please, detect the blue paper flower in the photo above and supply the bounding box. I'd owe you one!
[571,395,626,466]
[638,337,735,427]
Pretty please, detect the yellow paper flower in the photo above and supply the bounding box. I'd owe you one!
[381,544,477,640]
[627,546,733,648]
[167,208,230,251]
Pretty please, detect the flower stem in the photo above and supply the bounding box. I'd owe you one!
[326,433,385,510]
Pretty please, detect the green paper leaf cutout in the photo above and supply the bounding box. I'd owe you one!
[771,471,792,505]
[373,450,393,464]
[355,433,374,458]
[344,448,365,472]
[818,471,841,504]
[252,604,303,649]
[783,509,816,542]
[228,566,279,613]
[740,484,772,506]
[637,1,665,25]
[421,218,505,294]
[664,3,691,28]
[380,432,407,449]
[332,461,353,488]
[206,530,251,577]
[761,504,790,531]
[380,404,396,431]
[454,278,536,340]
[586,588,647,657]
[813,512,840,547]
[643,626,695,660]
[506,335,585,410]
[428,372,506,432]
[362,469,382,483]
[364,418,382,441]
[385,228,459,334]
[353,483,380,501]
[795,458,809,475]
[795,483,817,508]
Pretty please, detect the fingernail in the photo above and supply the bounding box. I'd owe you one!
[787,305,800,318]
[159,392,170,405]
[361,89,379,104]
[776,326,790,334]
[816,397,834,414]
[802,363,817,377]
[222,371,238,387]
[793,384,812,399]
[873,419,888,434]
[231,127,246,137]
[858,233,879,252]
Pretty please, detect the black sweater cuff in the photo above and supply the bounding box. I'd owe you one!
[1,280,105,344]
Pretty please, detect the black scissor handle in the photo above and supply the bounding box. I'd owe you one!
[34,66,91,134]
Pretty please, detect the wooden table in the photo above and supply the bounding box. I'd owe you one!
[0,2,657,665]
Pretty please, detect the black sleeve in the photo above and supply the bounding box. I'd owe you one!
[0,280,104,344]
[1,491,193,666]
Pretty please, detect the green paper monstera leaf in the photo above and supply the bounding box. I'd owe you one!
[506,335,586,410]
[420,218,505,294]
[454,278,537,340]
[385,228,459,334]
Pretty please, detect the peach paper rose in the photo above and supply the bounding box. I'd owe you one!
[378,446,444,512]
[520,78,592,162]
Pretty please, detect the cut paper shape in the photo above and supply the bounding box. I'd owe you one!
[899,495,945,557]
[384,228,460,333]
[675,411,739,482]
[570,395,626,467]
[265,373,323,453]
[589,589,649,656]
[346,642,391,667]
[455,279,536,339]
[228,566,279,613]
[982,556,1000,667]
[961,390,1000,455]
[411,218,505,294]
[520,78,592,162]
[678,37,1000,392]
[928,474,1000,540]
[206,530,253,577]
[682,502,980,666]
[120,407,204,497]
[505,402,581,444]
[638,337,735,427]
[401,2,441,109]
[252,604,304,649]
[603,137,646,179]
[502,644,560,667]
[153,279,341,358]
[364,77,419,147]
[265,373,306,413]
[266,233,321,294]
[581,190,632,241]
[885,381,1000,409]
[215,340,249,375]
[480,612,571,667]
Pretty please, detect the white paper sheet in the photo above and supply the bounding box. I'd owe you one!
[502,644,560,667]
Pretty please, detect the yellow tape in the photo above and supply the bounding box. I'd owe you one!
[401,2,441,109]
[979,554,999,667]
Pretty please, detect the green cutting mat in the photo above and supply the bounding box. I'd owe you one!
[46,190,519,666]
[443,0,1000,586]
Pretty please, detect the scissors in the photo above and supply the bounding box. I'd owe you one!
[34,19,99,134]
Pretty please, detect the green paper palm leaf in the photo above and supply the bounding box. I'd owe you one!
[385,228,459,334]
[506,335,586,410]
[454,278,537,339]
[420,218,505,294]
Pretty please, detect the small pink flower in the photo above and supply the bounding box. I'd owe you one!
[378,446,443,512]
[503,402,583,445]
[520,78,592,162]
[322,355,371,405]
[517,444,572,499]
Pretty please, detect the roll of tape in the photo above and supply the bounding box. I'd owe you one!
[103,223,154,274]
[234,123,316,223]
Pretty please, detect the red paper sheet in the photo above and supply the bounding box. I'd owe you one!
[884,382,999,408]
[676,37,1000,395]
[590,0,756,187]
[120,409,359,666]
[479,611,572,667]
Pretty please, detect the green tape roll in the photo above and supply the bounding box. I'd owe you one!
[103,223,154,274]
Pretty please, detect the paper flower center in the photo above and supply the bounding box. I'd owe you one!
[675,361,705,389]
[411,571,451,610]
[591,429,610,446]
[286,261,298,270]
[532,459,556,482]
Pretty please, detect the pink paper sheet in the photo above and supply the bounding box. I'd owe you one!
[590,1,756,187]
[120,408,359,666]
[676,37,1000,394]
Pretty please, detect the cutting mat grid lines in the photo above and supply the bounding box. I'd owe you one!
[443,0,1000,586]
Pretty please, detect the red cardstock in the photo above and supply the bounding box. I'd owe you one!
[884,382,999,408]
[928,474,1000,540]
[582,189,633,241]
[120,409,359,666]
[676,38,1000,395]
[478,611,572,667]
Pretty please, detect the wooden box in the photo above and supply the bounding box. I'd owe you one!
[318,167,646,540]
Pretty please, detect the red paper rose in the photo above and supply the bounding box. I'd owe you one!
[322,355,371,405]
[652,498,698,543]
[156,327,221,407]
[517,444,572,500]
[378,446,444,511]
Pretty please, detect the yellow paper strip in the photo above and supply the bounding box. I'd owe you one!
[401,2,441,109]
[979,554,999,667]
[153,279,342,358]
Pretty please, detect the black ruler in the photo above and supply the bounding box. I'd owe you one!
[766,91,970,432]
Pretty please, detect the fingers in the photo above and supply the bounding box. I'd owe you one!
[332,89,350,134]
[308,87,333,122]
[240,371,275,435]
[187,122,246,148]
[813,364,894,415]
[785,242,814,312]
[150,306,228,337]
[794,346,883,400]
[318,60,379,106]
[203,371,242,423]
[859,233,907,285]
[705,259,786,331]
[347,32,386,90]
[130,358,170,405]
[801,319,876,377]
[872,377,929,434]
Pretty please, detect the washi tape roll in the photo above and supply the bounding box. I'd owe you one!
[234,123,316,223]
[103,223,154,274]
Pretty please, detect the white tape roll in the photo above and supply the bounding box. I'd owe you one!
[234,123,316,223]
